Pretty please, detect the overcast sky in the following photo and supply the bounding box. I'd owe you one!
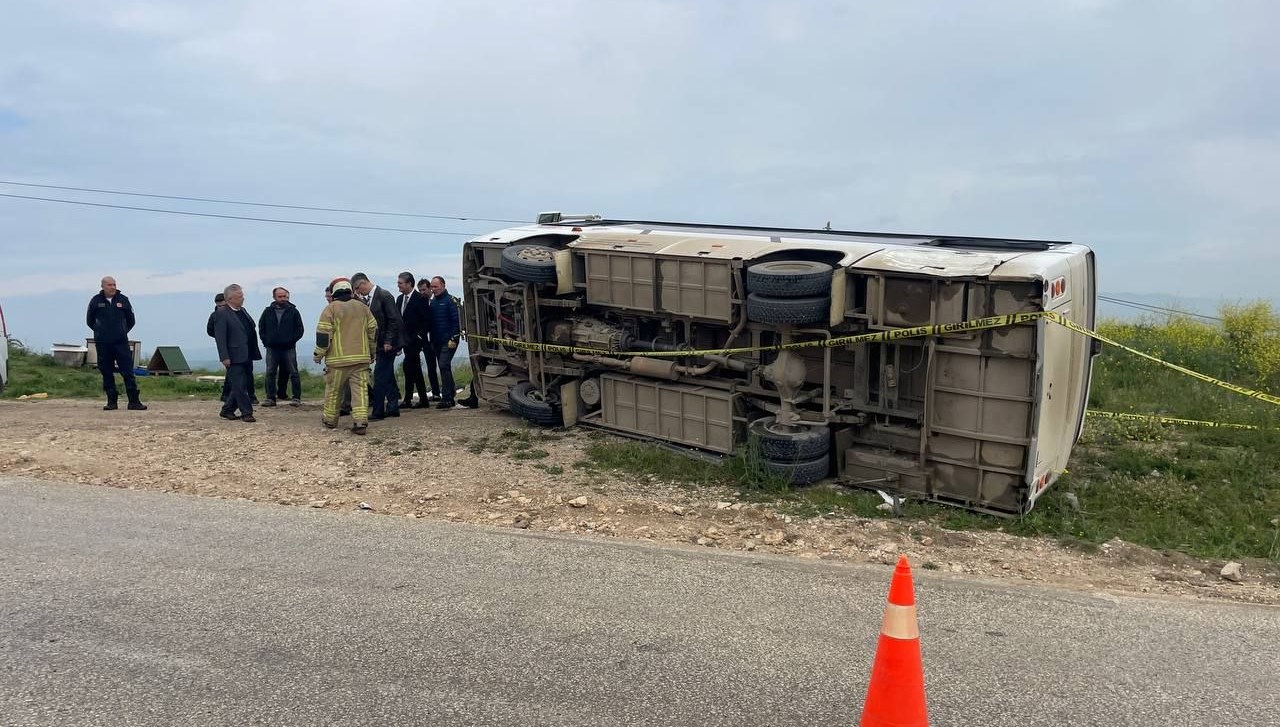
[1,1,1277,351]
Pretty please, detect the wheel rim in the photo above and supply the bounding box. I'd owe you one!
[527,388,557,406]
[759,419,815,438]
[517,247,555,263]
[762,262,819,273]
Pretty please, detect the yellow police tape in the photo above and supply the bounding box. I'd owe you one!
[464,309,1280,408]
[1085,410,1259,430]
[1049,313,1280,407]
[465,311,1045,358]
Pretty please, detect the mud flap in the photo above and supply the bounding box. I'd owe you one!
[561,379,580,426]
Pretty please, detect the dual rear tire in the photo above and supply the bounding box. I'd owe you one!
[744,260,832,325]
[749,416,831,486]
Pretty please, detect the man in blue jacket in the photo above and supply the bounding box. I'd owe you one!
[85,276,146,411]
[258,287,305,407]
[428,276,461,409]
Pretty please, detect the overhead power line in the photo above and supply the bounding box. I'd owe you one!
[1098,295,1223,322]
[0,192,485,236]
[0,179,528,224]
[0,183,1247,318]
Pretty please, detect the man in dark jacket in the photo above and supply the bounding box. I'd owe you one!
[207,292,232,403]
[395,271,431,408]
[86,276,146,411]
[351,272,403,420]
[258,287,305,407]
[214,283,263,422]
[428,276,462,409]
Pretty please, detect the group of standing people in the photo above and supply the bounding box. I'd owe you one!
[207,272,471,433]
[348,272,463,420]
[206,285,304,417]
[86,273,474,428]
[314,273,469,434]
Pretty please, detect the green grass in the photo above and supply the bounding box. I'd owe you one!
[464,427,565,462]
[575,305,1280,562]
[2,344,473,401]
[11,304,1280,562]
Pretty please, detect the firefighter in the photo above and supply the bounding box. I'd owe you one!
[313,278,378,434]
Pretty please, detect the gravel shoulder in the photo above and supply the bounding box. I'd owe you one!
[2,399,1276,605]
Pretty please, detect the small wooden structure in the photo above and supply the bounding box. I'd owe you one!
[146,346,193,375]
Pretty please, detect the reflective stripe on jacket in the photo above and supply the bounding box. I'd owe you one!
[315,299,377,367]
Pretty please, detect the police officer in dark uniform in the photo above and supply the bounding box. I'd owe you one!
[86,276,147,411]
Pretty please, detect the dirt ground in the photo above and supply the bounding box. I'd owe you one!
[2,398,1277,605]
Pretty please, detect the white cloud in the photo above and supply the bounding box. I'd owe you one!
[3,0,1280,302]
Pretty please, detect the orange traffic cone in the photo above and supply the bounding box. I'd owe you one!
[858,555,928,727]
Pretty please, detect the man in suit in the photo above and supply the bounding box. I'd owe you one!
[351,272,403,420]
[86,276,146,411]
[416,277,442,401]
[214,283,263,423]
[206,292,232,404]
[395,271,431,408]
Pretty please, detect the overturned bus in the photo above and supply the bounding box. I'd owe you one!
[461,214,1097,515]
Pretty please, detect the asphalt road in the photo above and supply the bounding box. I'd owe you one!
[1,477,1277,727]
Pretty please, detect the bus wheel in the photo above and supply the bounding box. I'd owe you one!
[508,381,563,426]
[501,244,559,284]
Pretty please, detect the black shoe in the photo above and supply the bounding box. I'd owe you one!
[387,410,400,418]
[250,397,260,406]
[127,401,148,411]
[339,407,352,416]
[351,424,368,436]
[262,400,277,407]
[103,397,118,411]
[369,413,385,421]
[435,400,455,410]
[412,401,431,409]
[322,419,337,429]
[241,415,257,423]
[458,396,479,409]
[400,399,414,409]
[219,411,239,420]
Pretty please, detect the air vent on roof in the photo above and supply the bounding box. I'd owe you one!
[922,237,1057,251]
[537,211,603,224]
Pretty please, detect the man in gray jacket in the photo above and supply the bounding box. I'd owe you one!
[213,284,263,422]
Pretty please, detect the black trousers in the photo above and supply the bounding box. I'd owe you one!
[433,343,457,403]
[95,342,138,398]
[221,371,257,402]
[371,350,401,416]
[220,362,254,417]
[265,347,301,401]
[401,341,428,403]
[423,337,441,397]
